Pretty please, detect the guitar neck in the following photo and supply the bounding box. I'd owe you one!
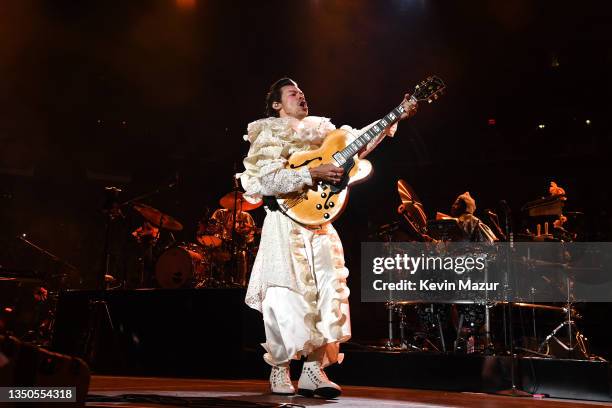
[334,99,413,164]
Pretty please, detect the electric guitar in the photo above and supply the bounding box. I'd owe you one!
[275,76,446,225]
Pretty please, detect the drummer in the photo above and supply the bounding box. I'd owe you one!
[210,208,256,244]
[198,190,260,248]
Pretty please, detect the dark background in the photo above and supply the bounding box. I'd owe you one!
[1,0,611,348]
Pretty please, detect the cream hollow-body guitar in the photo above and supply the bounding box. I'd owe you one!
[274,76,445,226]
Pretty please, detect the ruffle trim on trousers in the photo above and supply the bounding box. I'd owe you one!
[261,224,350,368]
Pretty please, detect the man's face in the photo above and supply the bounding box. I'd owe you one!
[276,85,308,120]
[451,198,464,217]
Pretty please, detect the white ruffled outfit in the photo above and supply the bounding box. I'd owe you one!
[239,115,394,368]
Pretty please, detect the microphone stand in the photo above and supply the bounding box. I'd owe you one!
[17,235,79,347]
[497,201,531,397]
[101,187,122,290]
[229,175,241,286]
[120,177,178,207]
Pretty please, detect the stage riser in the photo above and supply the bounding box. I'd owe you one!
[52,289,611,401]
[52,288,264,377]
[325,351,611,402]
[519,358,611,401]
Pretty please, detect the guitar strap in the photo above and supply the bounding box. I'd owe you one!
[262,196,280,212]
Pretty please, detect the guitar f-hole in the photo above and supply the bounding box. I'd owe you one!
[290,157,322,169]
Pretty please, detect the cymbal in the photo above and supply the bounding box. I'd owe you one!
[397,179,421,204]
[219,191,262,211]
[564,211,584,218]
[404,202,427,227]
[397,179,427,231]
[498,301,569,313]
[133,203,183,231]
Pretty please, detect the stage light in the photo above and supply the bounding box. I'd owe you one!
[585,119,591,125]
[176,0,196,10]
[538,124,546,129]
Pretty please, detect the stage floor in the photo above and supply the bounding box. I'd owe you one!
[88,375,612,407]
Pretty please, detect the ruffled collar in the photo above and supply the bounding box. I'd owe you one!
[244,116,334,145]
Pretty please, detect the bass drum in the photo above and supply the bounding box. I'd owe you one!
[155,244,209,289]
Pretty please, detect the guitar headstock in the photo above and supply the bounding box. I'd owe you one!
[411,75,446,103]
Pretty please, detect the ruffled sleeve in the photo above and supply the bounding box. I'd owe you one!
[295,116,336,145]
[239,118,315,204]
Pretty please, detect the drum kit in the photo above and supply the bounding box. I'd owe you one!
[378,179,600,361]
[134,189,262,289]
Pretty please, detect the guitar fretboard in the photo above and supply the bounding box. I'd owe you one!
[332,102,410,165]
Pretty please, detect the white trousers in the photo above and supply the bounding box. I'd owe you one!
[260,227,351,367]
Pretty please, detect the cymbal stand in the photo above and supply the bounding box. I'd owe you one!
[119,175,178,288]
[228,176,241,287]
[537,275,588,358]
[101,187,123,289]
[513,251,547,357]
[397,303,429,351]
[497,202,531,397]
[382,302,422,351]
[384,301,396,349]
[483,256,494,353]
[119,178,178,289]
[378,227,397,349]
[423,304,446,352]
[83,296,115,366]
[138,213,165,289]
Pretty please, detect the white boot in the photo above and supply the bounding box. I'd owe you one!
[270,365,295,395]
[297,361,341,399]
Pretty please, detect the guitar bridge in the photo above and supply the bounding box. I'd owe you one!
[282,193,307,210]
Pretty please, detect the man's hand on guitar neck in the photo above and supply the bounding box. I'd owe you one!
[399,93,418,120]
[357,94,417,160]
[309,164,344,184]
[306,94,415,186]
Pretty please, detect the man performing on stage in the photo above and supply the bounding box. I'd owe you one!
[239,78,417,398]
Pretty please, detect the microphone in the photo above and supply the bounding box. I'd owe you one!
[484,209,506,241]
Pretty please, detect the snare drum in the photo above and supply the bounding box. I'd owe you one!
[155,243,209,288]
[196,218,223,247]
